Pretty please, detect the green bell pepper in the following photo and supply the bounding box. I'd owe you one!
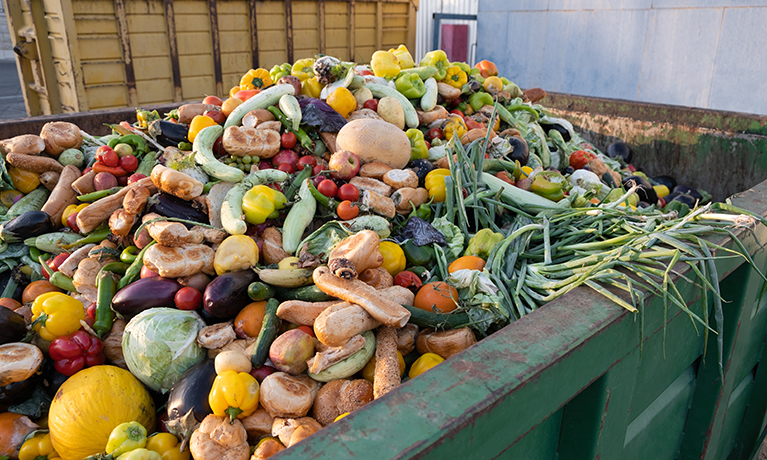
[419,50,450,81]
[106,421,147,457]
[406,129,428,161]
[530,171,568,202]
[270,63,292,82]
[108,134,148,157]
[465,228,504,260]
[451,61,471,73]
[469,92,494,112]
[395,73,426,99]
[403,240,435,267]
[664,200,690,218]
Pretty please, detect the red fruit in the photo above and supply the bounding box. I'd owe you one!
[66,212,80,233]
[119,155,138,173]
[140,266,160,279]
[312,164,326,175]
[297,155,317,171]
[175,286,202,310]
[336,183,359,202]
[127,173,147,184]
[359,70,374,76]
[272,149,300,169]
[277,163,295,174]
[317,179,338,198]
[203,95,223,106]
[213,136,227,157]
[258,161,272,170]
[426,127,443,142]
[281,132,297,149]
[363,99,378,111]
[250,365,277,383]
[204,109,226,125]
[297,325,315,337]
[96,146,119,167]
[312,175,326,187]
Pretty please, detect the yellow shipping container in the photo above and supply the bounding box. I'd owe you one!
[3,0,418,116]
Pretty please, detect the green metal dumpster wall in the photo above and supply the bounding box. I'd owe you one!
[270,94,767,459]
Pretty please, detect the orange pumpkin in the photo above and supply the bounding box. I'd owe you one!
[48,365,156,460]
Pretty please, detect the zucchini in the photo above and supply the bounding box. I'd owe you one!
[420,77,438,112]
[193,125,244,183]
[282,179,316,254]
[279,94,302,132]
[347,75,365,90]
[25,232,83,254]
[251,298,280,367]
[224,84,297,129]
[399,66,439,80]
[220,169,289,235]
[274,284,334,302]
[364,83,419,129]
[247,282,276,302]
[308,330,375,382]
[402,304,471,330]
[6,187,49,219]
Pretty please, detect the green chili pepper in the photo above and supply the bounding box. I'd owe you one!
[118,241,156,290]
[136,150,157,177]
[77,187,122,203]
[49,272,76,292]
[94,271,118,338]
[307,179,337,209]
[284,166,312,202]
[98,262,128,279]
[29,247,42,261]
[117,134,148,157]
[506,101,539,120]
[108,137,120,149]
[61,226,112,250]
[469,92,494,112]
[203,180,221,195]
[268,106,313,150]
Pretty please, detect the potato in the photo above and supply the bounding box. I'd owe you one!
[376,97,405,130]
[336,118,411,169]
[215,350,253,374]
[93,172,118,191]
[353,87,373,108]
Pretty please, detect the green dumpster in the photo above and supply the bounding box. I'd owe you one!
[271,94,767,460]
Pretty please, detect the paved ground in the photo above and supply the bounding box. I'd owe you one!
[0,59,28,120]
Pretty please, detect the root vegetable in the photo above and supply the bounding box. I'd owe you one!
[437,82,460,100]
[6,152,64,174]
[189,414,249,460]
[0,134,45,155]
[416,327,477,359]
[327,230,383,280]
[103,319,127,368]
[93,172,118,191]
[214,350,252,374]
[376,97,405,130]
[373,326,400,399]
[151,164,204,200]
[313,266,410,327]
[178,103,221,124]
[259,372,319,418]
[41,165,80,227]
[40,121,82,156]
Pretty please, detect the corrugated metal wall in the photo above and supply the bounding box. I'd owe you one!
[415,0,478,64]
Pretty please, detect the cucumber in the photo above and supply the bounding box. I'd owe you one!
[364,83,419,129]
[402,304,470,330]
[274,284,334,302]
[420,77,438,112]
[193,125,244,183]
[224,84,297,129]
[251,298,280,367]
[279,94,302,132]
[399,66,439,80]
[248,282,276,301]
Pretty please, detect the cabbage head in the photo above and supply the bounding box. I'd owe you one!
[123,308,206,393]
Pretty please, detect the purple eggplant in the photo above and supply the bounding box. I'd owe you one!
[203,270,255,318]
[0,307,26,345]
[111,277,182,319]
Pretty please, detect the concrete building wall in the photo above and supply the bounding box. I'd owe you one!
[0,2,14,60]
[476,1,767,115]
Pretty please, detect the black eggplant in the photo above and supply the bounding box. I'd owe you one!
[112,277,182,319]
[149,120,189,148]
[622,175,658,204]
[0,307,27,345]
[147,193,208,226]
[42,360,69,398]
[203,270,256,318]
[0,211,52,243]
[507,136,529,165]
[166,360,216,445]
[608,142,632,163]
[539,121,571,142]
[408,159,434,188]
[0,373,39,405]
[198,308,233,325]
[673,185,703,201]
[652,175,677,191]
[668,192,697,207]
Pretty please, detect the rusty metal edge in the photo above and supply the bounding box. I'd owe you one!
[208,0,223,98]
[248,0,259,69]
[349,0,356,61]
[163,0,183,103]
[285,0,294,64]
[114,0,137,107]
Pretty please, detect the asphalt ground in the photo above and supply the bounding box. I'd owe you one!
[0,59,29,120]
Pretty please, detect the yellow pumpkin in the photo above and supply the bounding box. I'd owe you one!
[48,365,156,460]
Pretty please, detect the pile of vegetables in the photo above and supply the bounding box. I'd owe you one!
[0,44,764,460]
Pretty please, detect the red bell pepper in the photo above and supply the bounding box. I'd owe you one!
[92,162,128,177]
[393,271,423,293]
[569,150,597,170]
[48,330,106,376]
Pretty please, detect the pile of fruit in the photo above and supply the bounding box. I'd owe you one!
[0,45,762,460]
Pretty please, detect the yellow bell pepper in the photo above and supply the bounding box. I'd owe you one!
[32,292,86,342]
[229,85,241,99]
[239,68,273,90]
[146,433,190,460]
[106,421,148,458]
[61,203,88,227]
[9,166,40,194]
[301,77,323,98]
[209,370,260,421]
[443,116,467,141]
[389,45,414,69]
[444,65,468,89]
[214,235,259,275]
[188,115,218,142]
[425,169,451,203]
[327,87,357,118]
[409,352,444,379]
[371,50,400,79]
[379,241,406,276]
[19,432,60,460]
[291,58,316,82]
[242,185,287,225]
[116,449,162,460]
[419,50,450,80]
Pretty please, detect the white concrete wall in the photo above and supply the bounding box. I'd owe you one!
[476,1,767,115]
[0,2,14,60]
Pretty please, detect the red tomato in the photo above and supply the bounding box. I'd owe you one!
[393,271,423,293]
[312,164,326,175]
[570,150,597,170]
[127,173,146,184]
[337,200,359,220]
[297,325,315,337]
[203,95,223,106]
[363,99,378,111]
[281,132,297,149]
[277,163,295,174]
[317,179,338,197]
[234,89,260,101]
[336,183,359,202]
[96,146,119,167]
[297,155,317,171]
[119,155,138,173]
[464,117,485,130]
[86,302,97,319]
[204,109,226,125]
[66,212,80,233]
[175,286,202,310]
[359,70,374,76]
[426,127,443,142]
[450,109,465,118]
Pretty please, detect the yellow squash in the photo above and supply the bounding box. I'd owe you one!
[48,365,156,460]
